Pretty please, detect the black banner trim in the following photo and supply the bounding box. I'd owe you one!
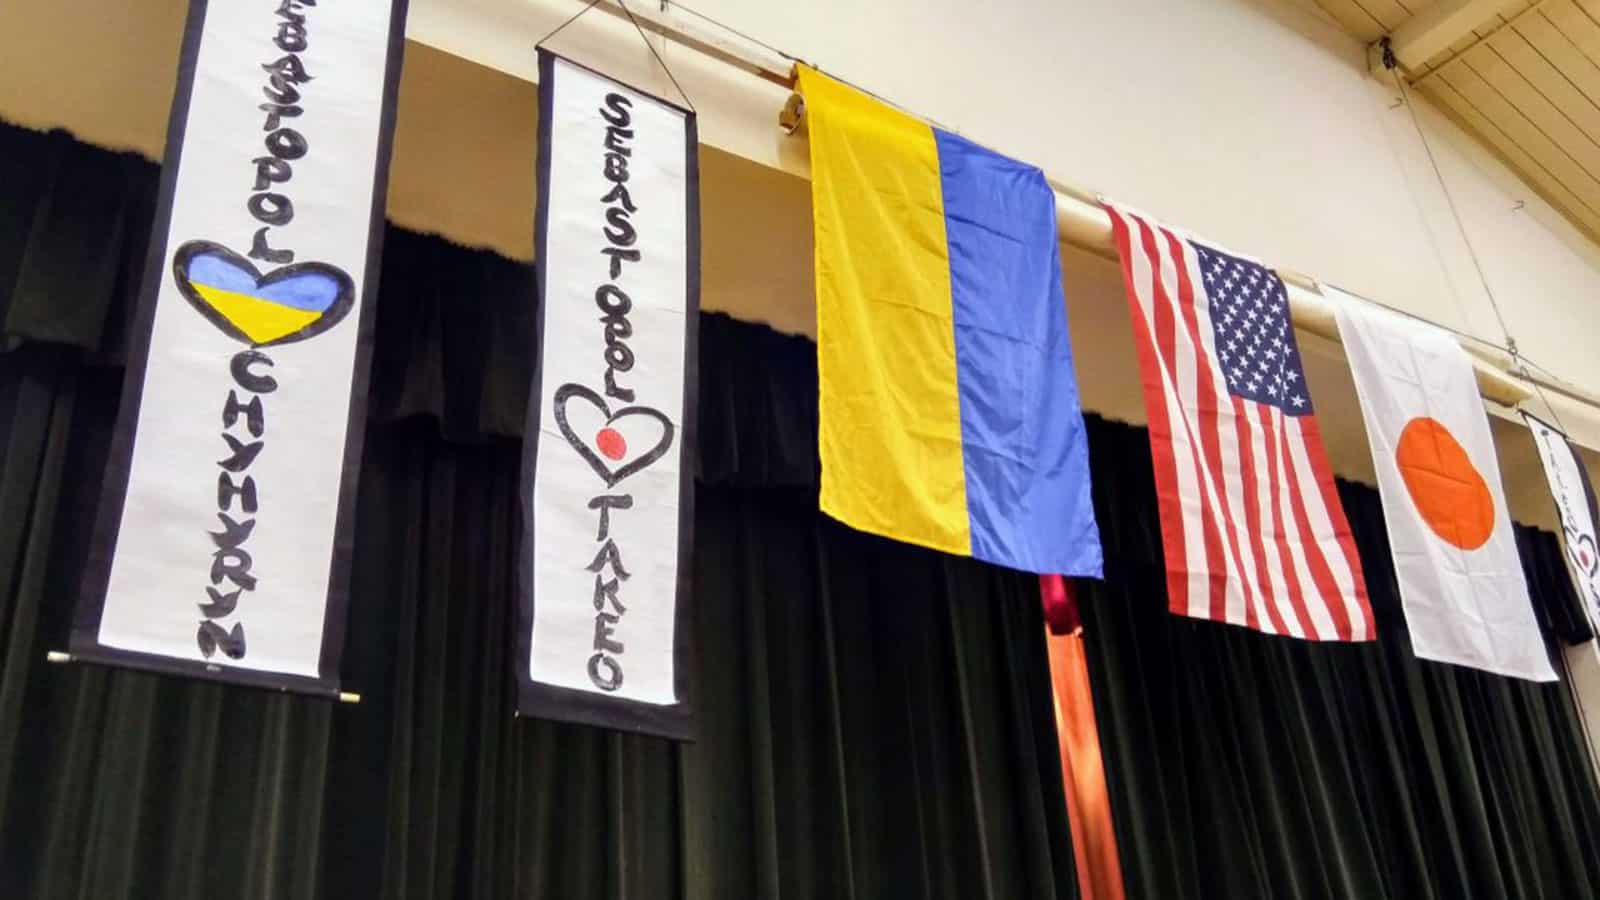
[516,49,698,740]
[69,0,410,699]
[1524,410,1600,622]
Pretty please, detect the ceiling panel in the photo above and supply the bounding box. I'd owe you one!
[1427,73,1600,234]
[1319,0,1600,244]
[1413,2,1534,73]
[1316,0,1413,40]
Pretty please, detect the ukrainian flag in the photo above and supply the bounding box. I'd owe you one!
[799,67,1102,576]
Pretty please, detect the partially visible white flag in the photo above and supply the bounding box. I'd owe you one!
[1332,291,1554,681]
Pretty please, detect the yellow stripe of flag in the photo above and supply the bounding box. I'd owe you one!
[798,66,971,557]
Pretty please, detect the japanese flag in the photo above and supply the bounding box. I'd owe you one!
[1332,291,1554,681]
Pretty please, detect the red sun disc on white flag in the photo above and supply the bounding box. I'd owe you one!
[1395,416,1494,551]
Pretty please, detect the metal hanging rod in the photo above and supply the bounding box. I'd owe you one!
[574,0,1547,408]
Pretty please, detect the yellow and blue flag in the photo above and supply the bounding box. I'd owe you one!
[799,67,1102,576]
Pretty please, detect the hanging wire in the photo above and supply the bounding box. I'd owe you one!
[699,13,1582,416]
[617,0,696,111]
[539,8,1591,424]
[1374,40,1593,436]
[658,0,951,132]
[1331,269,1572,430]
[534,0,697,111]
[1521,362,1575,434]
[667,1,959,130]
[665,0,799,65]
[1382,44,1519,360]
[1317,278,1507,352]
[534,0,604,48]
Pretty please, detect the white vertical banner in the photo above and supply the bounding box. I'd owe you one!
[73,0,409,695]
[1333,292,1554,681]
[1523,411,1600,629]
[519,51,699,738]
[1523,412,1600,785]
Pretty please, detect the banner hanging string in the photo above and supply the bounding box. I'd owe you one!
[534,0,604,47]
[1381,40,1518,354]
[535,0,696,112]
[1373,38,1590,435]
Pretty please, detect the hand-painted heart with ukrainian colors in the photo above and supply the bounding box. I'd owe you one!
[172,241,355,347]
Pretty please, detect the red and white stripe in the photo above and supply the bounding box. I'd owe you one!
[1104,204,1373,641]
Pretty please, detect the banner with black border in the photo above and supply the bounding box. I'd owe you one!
[518,50,699,739]
[1524,411,1600,631]
[71,0,409,696]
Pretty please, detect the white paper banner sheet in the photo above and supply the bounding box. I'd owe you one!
[518,51,699,738]
[1524,411,1600,630]
[73,0,408,695]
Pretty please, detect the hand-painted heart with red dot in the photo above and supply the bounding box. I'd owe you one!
[1578,534,1599,575]
[552,383,675,487]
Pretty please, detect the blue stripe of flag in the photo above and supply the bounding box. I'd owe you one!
[933,129,1103,576]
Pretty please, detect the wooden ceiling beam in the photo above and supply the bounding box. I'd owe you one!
[1385,0,1515,70]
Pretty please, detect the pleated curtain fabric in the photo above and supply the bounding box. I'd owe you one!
[5,122,1600,899]
[1079,419,1600,900]
[0,124,1076,900]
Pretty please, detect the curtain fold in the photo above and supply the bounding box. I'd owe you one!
[5,118,1600,900]
[0,122,1076,899]
[1078,415,1600,900]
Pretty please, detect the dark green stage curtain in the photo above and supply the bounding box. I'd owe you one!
[7,120,1600,900]
[0,123,1077,899]
[1080,418,1600,900]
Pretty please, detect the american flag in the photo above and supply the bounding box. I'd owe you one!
[1104,204,1373,641]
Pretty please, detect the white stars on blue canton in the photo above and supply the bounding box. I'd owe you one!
[1192,242,1312,416]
